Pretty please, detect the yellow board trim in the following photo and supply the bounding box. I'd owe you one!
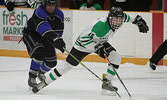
[0,49,167,66]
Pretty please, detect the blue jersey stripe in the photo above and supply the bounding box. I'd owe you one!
[37,21,52,35]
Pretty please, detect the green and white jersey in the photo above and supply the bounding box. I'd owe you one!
[74,13,134,53]
[5,0,41,8]
[28,0,42,8]
[79,3,102,10]
[5,0,27,6]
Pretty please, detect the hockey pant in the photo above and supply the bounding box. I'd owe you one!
[150,39,167,65]
[23,33,57,78]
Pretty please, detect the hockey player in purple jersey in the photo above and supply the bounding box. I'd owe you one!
[22,0,66,88]
[32,7,149,95]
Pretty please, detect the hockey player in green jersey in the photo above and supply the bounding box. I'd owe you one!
[79,0,102,10]
[5,0,42,11]
[32,7,149,95]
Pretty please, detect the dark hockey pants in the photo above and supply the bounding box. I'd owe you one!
[150,39,167,64]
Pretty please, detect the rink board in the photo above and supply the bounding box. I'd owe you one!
[0,6,167,65]
[0,49,165,65]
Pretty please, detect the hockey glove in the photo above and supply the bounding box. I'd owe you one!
[133,15,149,33]
[53,37,66,53]
[6,1,14,11]
[95,43,109,58]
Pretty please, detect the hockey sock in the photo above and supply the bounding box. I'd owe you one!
[40,62,51,73]
[45,60,73,84]
[45,69,61,84]
[29,60,41,77]
[30,60,40,71]
[106,64,116,81]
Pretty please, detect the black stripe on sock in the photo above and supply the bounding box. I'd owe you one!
[53,68,62,77]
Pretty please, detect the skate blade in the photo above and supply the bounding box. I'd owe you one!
[28,86,32,90]
[27,86,33,93]
[101,89,117,96]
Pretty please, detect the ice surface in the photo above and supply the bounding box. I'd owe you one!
[0,57,167,100]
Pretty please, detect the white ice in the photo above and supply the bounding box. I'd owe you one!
[0,56,167,100]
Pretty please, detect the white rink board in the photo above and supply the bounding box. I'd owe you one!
[0,7,166,59]
[163,13,167,59]
[0,8,33,50]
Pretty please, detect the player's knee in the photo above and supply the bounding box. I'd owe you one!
[109,63,119,69]
[108,50,121,66]
[45,60,57,68]
[66,56,79,66]
[32,48,45,61]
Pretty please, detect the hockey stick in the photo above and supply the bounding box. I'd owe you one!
[104,55,133,99]
[63,47,121,98]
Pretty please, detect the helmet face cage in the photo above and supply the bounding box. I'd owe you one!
[108,7,124,30]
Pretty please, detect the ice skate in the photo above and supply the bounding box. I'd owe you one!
[28,76,37,88]
[101,78,118,96]
[38,71,46,81]
[149,61,156,70]
[147,61,157,73]
[32,80,47,93]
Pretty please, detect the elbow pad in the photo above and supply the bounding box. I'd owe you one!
[42,30,59,40]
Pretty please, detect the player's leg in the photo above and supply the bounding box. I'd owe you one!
[28,59,42,87]
[23,33,45,87]
[32,47,90,93]
[95,42,121,95]
[45,47,89,83]
[149,40,167,70]
[38,40,57,81]
[102,50,121,94]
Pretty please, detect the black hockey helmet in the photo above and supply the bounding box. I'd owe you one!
[108,7,124,30]
[42,0,57,7]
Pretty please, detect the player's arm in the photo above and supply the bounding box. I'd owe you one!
[53,8,64,37]
[27,0,42,8]
[35,20,59,39]
[132,15,149,33]
[34,7,65,52]
[123,13,149,33]
[79,33,96,51]
[32,8,59,40]
[123,13,134,23]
